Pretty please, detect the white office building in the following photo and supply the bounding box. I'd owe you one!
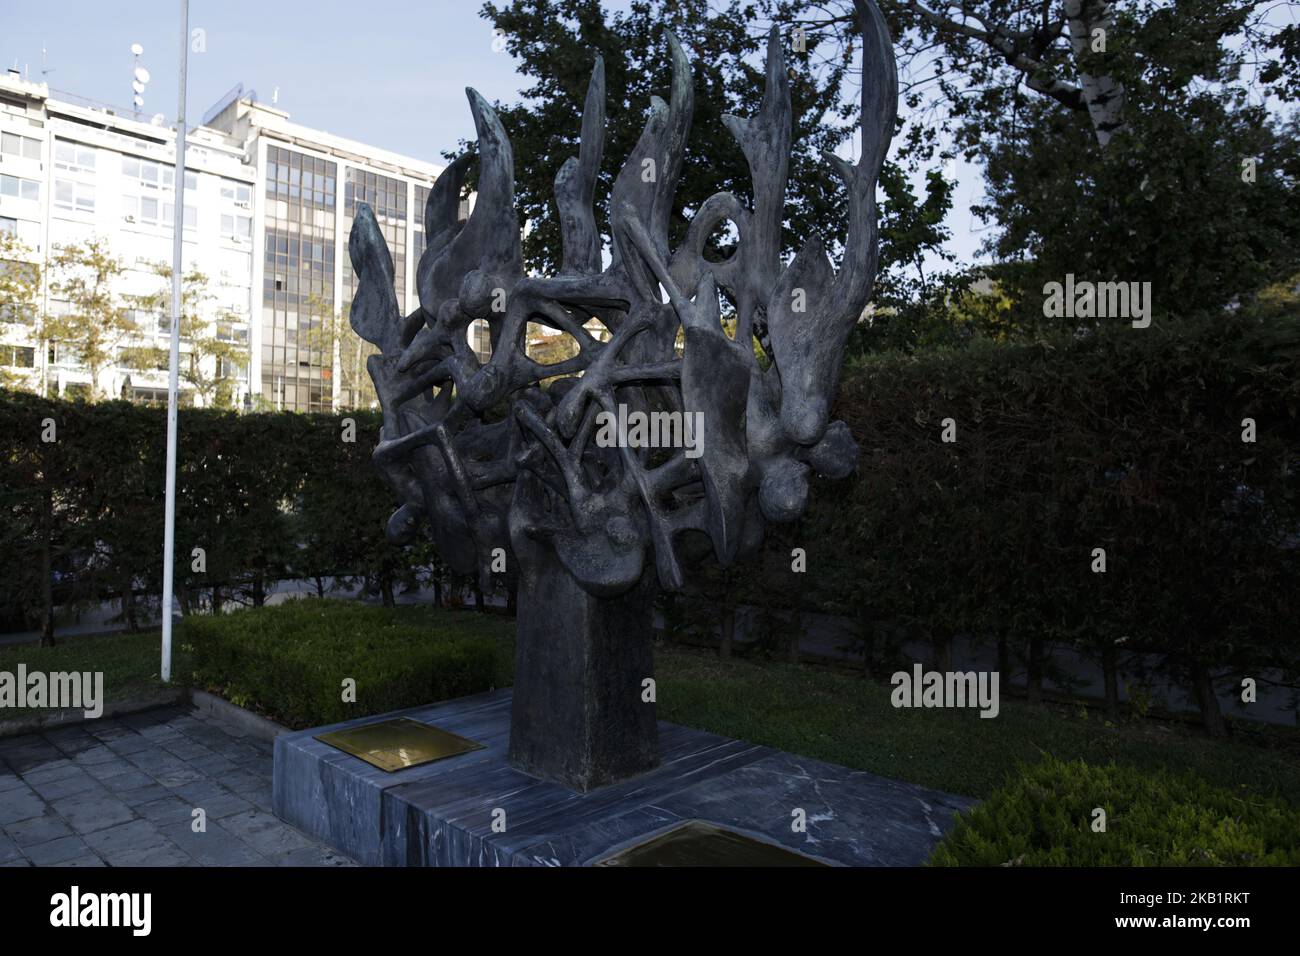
[0,71,476,412]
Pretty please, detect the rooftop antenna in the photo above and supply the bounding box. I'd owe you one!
[272,86,279,105]
[41,43,54,78]
[131,42,150,117]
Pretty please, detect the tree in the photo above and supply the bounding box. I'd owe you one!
[476,0,951,314]
[303,295,378,410]
[45,239,144,400]
[0,231,43,390]
[122,262,248,409]
[780,1,1300,329]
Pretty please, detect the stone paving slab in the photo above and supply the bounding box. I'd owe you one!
[0,706,355,867]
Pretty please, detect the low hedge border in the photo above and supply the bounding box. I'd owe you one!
[185,600,513,730]
[929,755,1300,866]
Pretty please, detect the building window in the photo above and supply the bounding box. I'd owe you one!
[220,180,253,204]
[413,184,429,262]
[128,386,169,406]
[0,216,15,237]
[216,322,249,344]
[0,301,37,325]
[163,201,198,231]
[261,146,338,412]
[122,155,195,192]
[217,356,244,379]
[343,166,408,312]
[54,179,95,214]
[1,132,41,160]
[54,140,96,173]
[220,213,252,240]
[2,344,35,367]
[123,193,195,229]
[0,174,39,201]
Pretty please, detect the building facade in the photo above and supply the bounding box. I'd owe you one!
[0,73,479,412]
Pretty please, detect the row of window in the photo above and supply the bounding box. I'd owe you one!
[1,131,41,160]
[119,154,197,192]
[1,174,39,201]
[47,179,248,241]
[55,140,96,174]
[221,181,253,204]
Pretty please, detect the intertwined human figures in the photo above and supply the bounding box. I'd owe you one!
[348,0,896,790]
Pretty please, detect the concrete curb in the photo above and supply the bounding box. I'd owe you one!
[191,689,289,742]
[0,687,192,738]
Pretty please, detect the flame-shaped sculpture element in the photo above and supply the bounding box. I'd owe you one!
[349,0,896,791]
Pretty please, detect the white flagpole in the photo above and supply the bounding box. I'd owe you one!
[161,0,190,682]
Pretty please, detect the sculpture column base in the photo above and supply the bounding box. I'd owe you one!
[507,550,660,793]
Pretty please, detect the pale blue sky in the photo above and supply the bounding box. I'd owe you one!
[2,0,988,266]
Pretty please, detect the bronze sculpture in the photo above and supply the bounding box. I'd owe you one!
[347,0,897,791]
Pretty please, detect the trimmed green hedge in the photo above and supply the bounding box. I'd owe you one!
[0,397,457,634]
[734,312,1300,732]
[930,756,1300,866]
[5,311,1298,735]
[185,599,513,729]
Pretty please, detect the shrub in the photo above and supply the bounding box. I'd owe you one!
[736,312,1300,732]
[929,756,1300,866]
[185,599,511,728]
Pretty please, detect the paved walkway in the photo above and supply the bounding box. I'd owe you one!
[0,706,355,867]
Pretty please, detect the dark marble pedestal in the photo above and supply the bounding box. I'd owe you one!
[272,689,976,867]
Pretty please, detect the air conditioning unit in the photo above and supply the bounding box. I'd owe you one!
[234,200,250,209]
[124,214,136,223]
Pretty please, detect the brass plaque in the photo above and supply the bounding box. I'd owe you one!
[593,821,830,867]
[315,717,484,773]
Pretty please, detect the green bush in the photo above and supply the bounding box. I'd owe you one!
[185,599,512,728]
[0,395,426,632]
[929,756,1300,866]
[725,312,1300,732]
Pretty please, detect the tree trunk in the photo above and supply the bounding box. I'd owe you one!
[996,630,1011,679]
[252,575,265,608]
[1102,642,1120,718]
[315,575,325,599]
[122,578,138,632]
[380,574,395,608]
[859,617,876,679]
[719,604,734,659]
[1027,636,1045,704]
[211,585,223,615]
[788,602,803,664]
[40,485,55,648]
[932,629,953,674]
[473,581,485,613]
[1191,663,1226,737]
[1065,0,1127,147]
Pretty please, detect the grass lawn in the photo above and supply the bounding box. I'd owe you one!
[3,604,1297,809]
[654,646,1300,803]
[0,629,190,712]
